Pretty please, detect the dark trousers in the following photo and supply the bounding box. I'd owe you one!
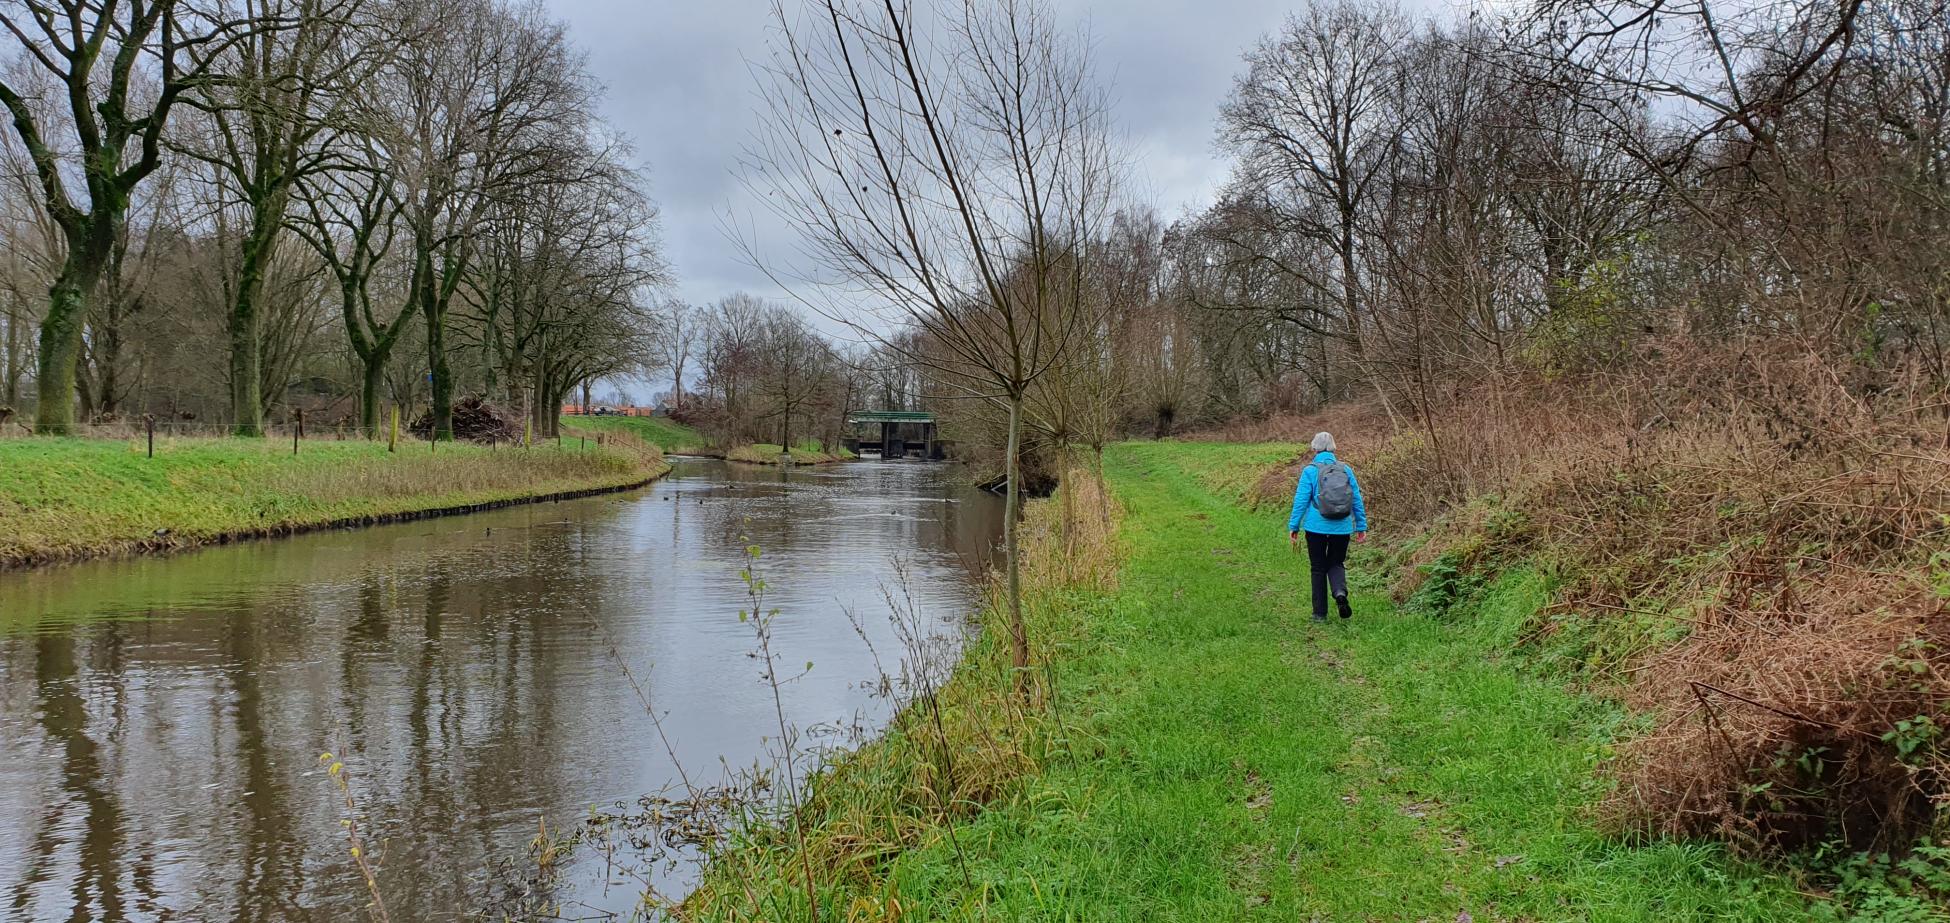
[1304,531,1351,617]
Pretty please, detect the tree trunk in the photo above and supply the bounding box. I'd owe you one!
[1338,210,1364,399]
[74,357,96,422]
[96,316,121,417]
[531,367,556,439]
[360,351,389,438]
[534,389,548,439]
[1060,442,1076,579]
[1092,442,1110,530]
[3,302,20,406]
[426,300,453,441]
[34,258,100,435]
[481,307,502,401]
[228,208,283,437]
[1004,392,1029,697]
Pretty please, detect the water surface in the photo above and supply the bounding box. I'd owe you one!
[0,457,1002,921]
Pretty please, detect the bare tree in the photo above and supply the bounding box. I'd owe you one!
[695,292,767,445]
[744,0,1118,693]
[178,0,376,435]
[0,0,671,437]
[467,137,666,439]
[750,304,837,453]
[75,160,179,419]
[1218,0,1411,397]
[0,0,247,432]
[690,294,843,450]
[652,298,698,411]
[379,0,593,440]
[288,120,407,435]
[0,151,56,408]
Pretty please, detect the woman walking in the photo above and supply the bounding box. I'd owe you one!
[1288,432,1369,623]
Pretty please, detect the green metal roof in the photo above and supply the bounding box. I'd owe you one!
[847,410,936,424]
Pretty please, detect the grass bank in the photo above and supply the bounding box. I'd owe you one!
[557,413,705,451]
[723,442,854,465]
[0,435,668,569]
[553,417,856,466]
[682,442,1833,921]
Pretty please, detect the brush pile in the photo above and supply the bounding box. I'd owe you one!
[409,397,523,444]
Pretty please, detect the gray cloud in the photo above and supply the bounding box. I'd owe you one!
[544,0,1298,319]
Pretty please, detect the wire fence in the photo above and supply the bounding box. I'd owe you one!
[1,419,367,441]
[0,411,618,458]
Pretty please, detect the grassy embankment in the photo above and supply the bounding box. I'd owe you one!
[722,441,855,465]
[557,413,706,451]
[0,434,668,569]
[556,415,854,465]
[682,441,1835,921]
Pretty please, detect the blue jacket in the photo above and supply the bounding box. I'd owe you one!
[1287,451,1368,536]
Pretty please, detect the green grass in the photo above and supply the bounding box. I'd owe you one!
[1163,438,1306,506]
[692,441,1829,920]
[724,441,854,465]
[0,435,666,568]
[557,413,704,451]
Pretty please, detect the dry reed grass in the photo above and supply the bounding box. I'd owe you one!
[1224,340,1950,854]
[1022,461,1122,594]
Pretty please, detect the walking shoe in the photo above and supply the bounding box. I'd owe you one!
[1311,612,1328,624]
[1336,594,1353,620]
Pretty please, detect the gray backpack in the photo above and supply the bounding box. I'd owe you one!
[1313,462,1354,520]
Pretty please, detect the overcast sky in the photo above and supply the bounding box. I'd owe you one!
[541,0,1303,332]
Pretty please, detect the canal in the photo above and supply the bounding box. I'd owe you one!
[0,457,1004,921]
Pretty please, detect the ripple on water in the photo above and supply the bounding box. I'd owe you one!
[0,457,1003,921]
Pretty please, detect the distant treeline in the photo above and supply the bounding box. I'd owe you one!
[1117,0,1946,437]
[0,0,669,440]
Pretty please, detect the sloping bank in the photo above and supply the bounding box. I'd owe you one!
[0,435,669,570]
[680,442,1833,921]
[723,442,854,465]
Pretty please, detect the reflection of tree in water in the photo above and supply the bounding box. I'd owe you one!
[12,631,141,921]
[222,613,306,923]
[0,464,1004,920]
[695,462,1002,576]
[316,546,594,921]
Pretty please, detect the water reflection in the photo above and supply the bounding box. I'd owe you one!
[0,458,1002,921]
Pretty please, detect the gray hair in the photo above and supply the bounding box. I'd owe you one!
[1311,431,1337,452]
